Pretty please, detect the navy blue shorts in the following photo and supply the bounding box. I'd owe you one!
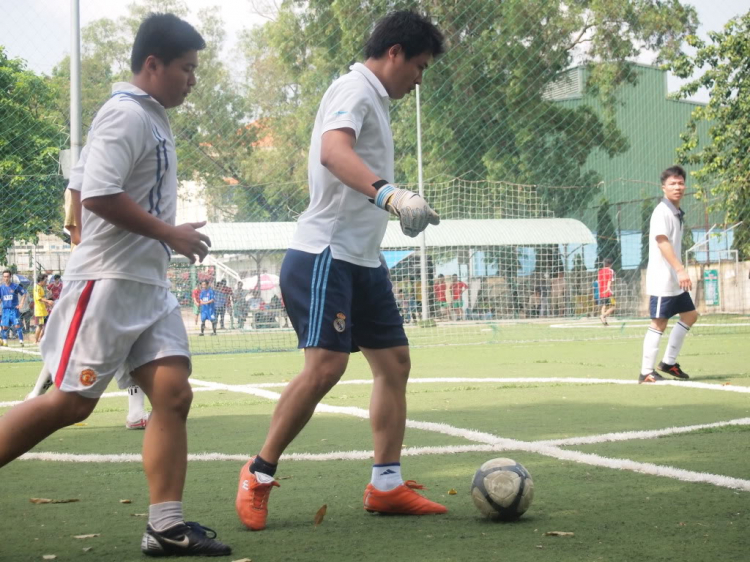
[280,247,408,353]
[649,292,695,319]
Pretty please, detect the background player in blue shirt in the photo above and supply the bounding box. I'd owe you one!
[199,280,217,336]
[1,269,27,347]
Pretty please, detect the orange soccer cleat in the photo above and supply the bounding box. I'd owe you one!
[236,458,280,531]
[363,480,448,515]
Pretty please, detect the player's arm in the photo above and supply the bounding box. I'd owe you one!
[64,188,82,246]
[655,235,692,291]
[320,129,439,238]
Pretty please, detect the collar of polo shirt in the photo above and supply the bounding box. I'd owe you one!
[110,82,165,110]
[661,197,685,223]
[349,63,389,99]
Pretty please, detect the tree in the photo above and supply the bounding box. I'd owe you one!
[0,47,66,264]
[670,12,750,259]
[50,0,255,219]
[596,198,620,270]
[237,0,698,219]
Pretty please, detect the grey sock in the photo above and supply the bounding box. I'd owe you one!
[148,501,184,532]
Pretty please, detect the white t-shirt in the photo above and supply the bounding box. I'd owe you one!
[64,83,177,288]
[289,63,395,268]
[646,197,685,296]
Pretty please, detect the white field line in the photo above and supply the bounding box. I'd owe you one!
[0,346,41,356]
[15,377,750,492]
[550,322,750,329]
[0,386,215,409]
[538,417,750,446]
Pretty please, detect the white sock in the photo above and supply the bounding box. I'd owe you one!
[663,321,690,365]
[148,501,184,532]
[371,463,403,492]
[641,328,663,375]
[29,366,53,398]
[127,385,146,419]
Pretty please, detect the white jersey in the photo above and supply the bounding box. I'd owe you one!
[289,63,394,268]
[64,82,177,288]
[646,197,685,297]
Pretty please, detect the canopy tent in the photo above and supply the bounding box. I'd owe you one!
[200,218,595,253]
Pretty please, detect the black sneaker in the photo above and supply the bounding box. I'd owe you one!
[638,371,666,384]
[141,521,231,557]
[657,361,689,380]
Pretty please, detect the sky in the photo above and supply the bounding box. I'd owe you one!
[1,0,750,101]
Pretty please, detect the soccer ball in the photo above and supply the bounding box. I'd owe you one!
[470,458,534,521]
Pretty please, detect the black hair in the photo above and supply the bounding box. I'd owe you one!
[2,269,10,276]
[364,10,445,60]
[603,257,613,266]
[53,274,61,280]
[131,13,206,74]
[37,273,47,283]
[660,165,686,185]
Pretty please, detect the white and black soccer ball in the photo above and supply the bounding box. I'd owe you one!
[470,458,534,521]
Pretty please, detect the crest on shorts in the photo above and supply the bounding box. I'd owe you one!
[80,369,97,386]
[333,312,346,333]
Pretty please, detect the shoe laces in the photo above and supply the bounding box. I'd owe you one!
[251,480,279,509]
[403,480,427,491]
[184,521,218,539]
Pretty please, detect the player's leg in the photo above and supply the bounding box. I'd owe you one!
[658,293,698,379]
[0,321,8,346]
[0,388,98,467]
[129,306,231,557]
[639,296,669,383]
[14,315,24,346]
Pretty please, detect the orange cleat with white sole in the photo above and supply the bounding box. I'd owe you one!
[236,458,280,531]
[363,480,448,515]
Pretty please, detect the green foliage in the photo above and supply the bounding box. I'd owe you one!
[596,198,620,270]
[0,47,66,263]
[669,12,750,259]
[238,0,697,219]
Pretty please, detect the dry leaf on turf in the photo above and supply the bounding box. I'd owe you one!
[82,547,92,553]
[73,534,100,539]
[448,489,457,495]
[544,531,574,537]
[30,498,80,504]
[73,423,88,426]
[232,558,252,562]
[119,499,132,504]
[276,476,292,480]
[314,504,327,526]
[42,556,56,560]
[131,513,148,517]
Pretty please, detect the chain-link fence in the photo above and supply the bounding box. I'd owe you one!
[2,0,749,362]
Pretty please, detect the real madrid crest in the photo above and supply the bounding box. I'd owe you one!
[333,312,346,333]
[80,369,97,386]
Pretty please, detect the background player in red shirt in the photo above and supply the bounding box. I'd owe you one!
[597,257,615,326]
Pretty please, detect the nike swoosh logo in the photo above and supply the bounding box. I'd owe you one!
[161,535,190,548]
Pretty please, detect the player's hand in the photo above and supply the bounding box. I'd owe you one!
[677,268,692,291]
[373,184,440,237]
[166,222,211,264]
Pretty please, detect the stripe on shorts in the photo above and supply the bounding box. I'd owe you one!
[54,280,96,388]
[306,248,332,347]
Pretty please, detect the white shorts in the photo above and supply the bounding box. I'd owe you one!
[40,279,190,398]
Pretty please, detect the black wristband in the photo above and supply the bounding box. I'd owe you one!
[372,179,389,189]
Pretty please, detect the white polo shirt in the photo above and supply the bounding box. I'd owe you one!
[289,63,394,268]
[646,197,685,296]
[65,82,177,288]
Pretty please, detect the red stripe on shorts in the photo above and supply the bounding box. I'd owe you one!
[54,280,96,388]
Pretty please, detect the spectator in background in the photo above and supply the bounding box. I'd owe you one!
[1,269,27,347]
[528,286,542,317]
[199,280,217,336]
[192,283,201,326]
[214,280,228,329]
[597,257,615,326]
[233,281,249,330]
[48,274,63,304]
[33,273,53,344]
[17,278,32,333]
[220,280,233,329]
[450,274,467,320]
[549,270,566,317]
[434,274,448,319]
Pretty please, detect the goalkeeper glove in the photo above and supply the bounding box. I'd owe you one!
[372,182,440,237]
